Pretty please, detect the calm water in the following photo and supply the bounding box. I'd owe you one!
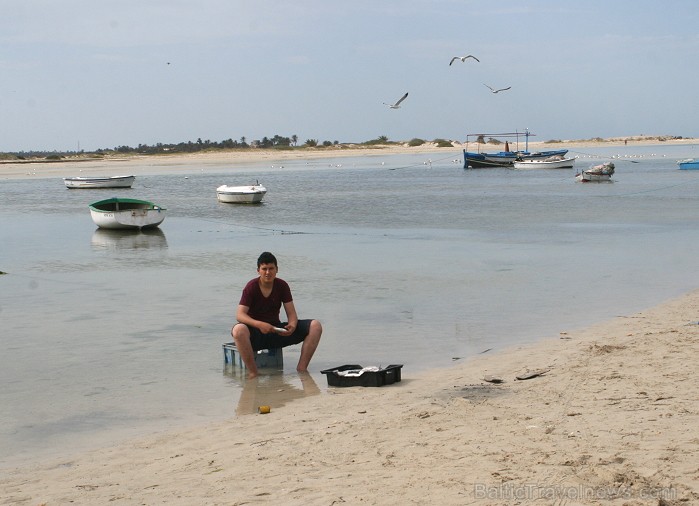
[2,143,699,467]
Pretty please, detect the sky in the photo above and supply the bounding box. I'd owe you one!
[1,0,698,152]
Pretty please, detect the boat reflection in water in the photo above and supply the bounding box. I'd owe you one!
[226,369,321,416]
[91,227,168,251]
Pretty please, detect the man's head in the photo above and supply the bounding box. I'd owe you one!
[257,251,278,283]
[257,251,277,268]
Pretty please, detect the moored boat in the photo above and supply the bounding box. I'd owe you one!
[216,182,267,204]
[63,175,135,189]
[513,155,576,170]
[462,130,568,168]
[677,158,699,170]
[88,197,166,229]
[575,162,615,182]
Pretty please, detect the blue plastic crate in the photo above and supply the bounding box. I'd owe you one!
[223,342,284,369]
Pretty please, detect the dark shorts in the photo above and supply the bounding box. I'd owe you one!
[248,319,312,351]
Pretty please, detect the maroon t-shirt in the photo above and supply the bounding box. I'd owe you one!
[239,277,293,325]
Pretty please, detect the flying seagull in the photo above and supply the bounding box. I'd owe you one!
[383,92,409,109]
[449,55,480,65]
[484,84,511,94]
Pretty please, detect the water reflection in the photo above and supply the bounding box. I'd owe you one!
[226,370,321,415]
[91,228,168,251]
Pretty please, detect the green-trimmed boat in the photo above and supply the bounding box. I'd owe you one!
[88,197,166,229]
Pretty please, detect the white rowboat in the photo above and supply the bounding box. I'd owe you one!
[89,198,166,229]
[575,162,615,182]
[216,183,267,204]
[513,156,576,170]
[63,175,135,189]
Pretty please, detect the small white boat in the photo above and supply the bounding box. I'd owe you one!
[575,162,615,182]
[513,155,576,170]
[216,182,267,204]
[63,175,135,189]
[89,198,166,229]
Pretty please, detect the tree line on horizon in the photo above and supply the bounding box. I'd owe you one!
[1,133,691,159]
[2,134,351,157]
[1,134,460,158]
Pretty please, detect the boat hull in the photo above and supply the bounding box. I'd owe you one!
[513,157,576,169]
[678,159,699,170]
[575,172,612,182]
[64,175,135,189]
[89,198,166,229]
[464,149,568,168]
[216,184,267,204]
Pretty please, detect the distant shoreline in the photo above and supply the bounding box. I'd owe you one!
[1,136,697,181]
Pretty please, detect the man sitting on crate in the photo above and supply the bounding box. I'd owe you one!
[231,251,322,379]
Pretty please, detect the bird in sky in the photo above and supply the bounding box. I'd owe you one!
[383,92,409,109]
[449,55,480,65]
[484,84,511,93]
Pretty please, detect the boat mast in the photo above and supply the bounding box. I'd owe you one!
[465,130,534,153]
[525,128,530,152]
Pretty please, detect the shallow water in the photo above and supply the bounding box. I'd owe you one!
[2,143,699,466]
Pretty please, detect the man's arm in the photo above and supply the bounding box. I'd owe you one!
[236,304,277,334]
[282,300,299,333]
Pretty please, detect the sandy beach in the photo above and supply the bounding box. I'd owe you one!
[1,136,697,181]
[1,288,697,505]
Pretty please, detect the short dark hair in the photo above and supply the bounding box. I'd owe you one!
[257,251,277,267]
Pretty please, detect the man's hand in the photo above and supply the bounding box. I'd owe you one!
[259,323,290,335]
[258,322,279,334]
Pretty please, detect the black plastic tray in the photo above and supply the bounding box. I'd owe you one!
[320,364,403,387]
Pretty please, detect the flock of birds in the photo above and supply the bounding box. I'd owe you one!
[383,53,511,108]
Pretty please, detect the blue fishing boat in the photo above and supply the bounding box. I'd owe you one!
[677,158,699,170]
[463,130,568,168]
